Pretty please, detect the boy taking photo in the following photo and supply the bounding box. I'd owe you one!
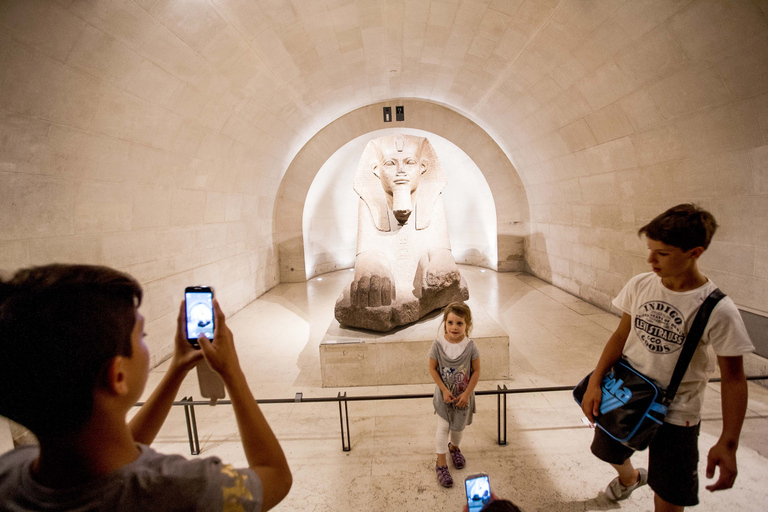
[0,264,292,511]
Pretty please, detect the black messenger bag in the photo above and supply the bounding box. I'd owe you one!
[573,288,725,451]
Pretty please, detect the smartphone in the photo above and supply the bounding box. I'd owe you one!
[184,286,214,348]
[465,473,491,512]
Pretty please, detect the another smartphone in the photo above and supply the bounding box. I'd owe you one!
[184,286,214,348]
[465,473,491,512]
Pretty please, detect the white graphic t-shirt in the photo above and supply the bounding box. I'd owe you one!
[614,272,754,426]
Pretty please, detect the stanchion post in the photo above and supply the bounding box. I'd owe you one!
[497,385,508,446]
[338,391,351,452]
[182,396,200,455]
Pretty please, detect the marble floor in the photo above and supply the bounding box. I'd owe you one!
[137,266,768,512]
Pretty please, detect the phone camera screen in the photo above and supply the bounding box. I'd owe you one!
[465,475,491,512]
[185,292,214,342]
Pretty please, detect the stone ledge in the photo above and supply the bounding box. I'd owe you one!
[320,302,509,387]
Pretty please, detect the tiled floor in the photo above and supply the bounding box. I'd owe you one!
[139,266,768,511]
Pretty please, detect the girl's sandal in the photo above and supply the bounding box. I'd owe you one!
[436,464,453,487]
[449,444,465,469]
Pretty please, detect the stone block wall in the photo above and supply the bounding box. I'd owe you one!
[1,0,767,359]
[476,1,768,315]
[0,1,301,365]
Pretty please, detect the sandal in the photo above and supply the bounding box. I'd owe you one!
[436,464,453,488]
[449,444,465,469]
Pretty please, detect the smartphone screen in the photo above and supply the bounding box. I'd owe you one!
[185,287,214,347]
[465,474,491,512]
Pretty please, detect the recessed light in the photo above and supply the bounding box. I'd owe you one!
[317,277,323,281]
[480,269,486,273]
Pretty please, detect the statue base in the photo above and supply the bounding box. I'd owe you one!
[319,303,509,387]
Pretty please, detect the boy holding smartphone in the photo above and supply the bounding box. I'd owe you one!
[0,264,292,511]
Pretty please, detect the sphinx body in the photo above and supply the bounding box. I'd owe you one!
[334,135,469,331]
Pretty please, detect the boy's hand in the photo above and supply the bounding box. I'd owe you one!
[197,299,241,381]
[170,300,204,373]
[581,380,603,423]
[442,388,456,404]
[705,440,738,491]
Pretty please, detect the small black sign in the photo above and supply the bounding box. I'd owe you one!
[383,106,392,122]
[396,105,404,121]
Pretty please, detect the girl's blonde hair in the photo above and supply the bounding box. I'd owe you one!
[440,301,472,337]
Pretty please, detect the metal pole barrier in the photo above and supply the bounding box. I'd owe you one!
[344,393,351,452]
[182,396,200,455]
[133,374,768,455]
[497,384,508,446]
[337,391,351,452]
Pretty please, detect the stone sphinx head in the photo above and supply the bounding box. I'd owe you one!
[371,136,428,224]
[354,134,446,231]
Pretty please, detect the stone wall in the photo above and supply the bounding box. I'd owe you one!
[478,1,768,315]
[1,0,766,357]
[0,1,297,365]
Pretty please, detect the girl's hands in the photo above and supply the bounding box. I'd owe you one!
[442,388,472,408]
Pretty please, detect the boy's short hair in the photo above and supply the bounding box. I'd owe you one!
[638,203,718,251]
[0,264,142,436]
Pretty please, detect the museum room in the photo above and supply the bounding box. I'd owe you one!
[1,0,767,510]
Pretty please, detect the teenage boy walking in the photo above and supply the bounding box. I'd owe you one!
[0,264,292,510]
[581,204,753,511]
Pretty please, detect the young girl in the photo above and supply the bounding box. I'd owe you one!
[428,302,481,488]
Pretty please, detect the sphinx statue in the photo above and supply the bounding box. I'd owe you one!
[334,134,469,331]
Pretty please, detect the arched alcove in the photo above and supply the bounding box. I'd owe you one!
[302,127,498,279]
[274,99,529,282]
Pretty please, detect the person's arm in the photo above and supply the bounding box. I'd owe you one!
[581,313,632,422]
[457,358,480,408]
[706,355,748,492]
[429,357,456,403]
[198,299,291,511]
[129,301,203,445]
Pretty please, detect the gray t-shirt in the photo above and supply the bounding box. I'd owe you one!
[0,444,263,511]
[429,337,480,431]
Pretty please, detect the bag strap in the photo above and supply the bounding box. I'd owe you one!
[665,288,726,402]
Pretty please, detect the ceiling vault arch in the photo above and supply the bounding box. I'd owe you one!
[274,98,530,283]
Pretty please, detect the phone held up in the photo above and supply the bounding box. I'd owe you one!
[465,473,491,512]
[185,286,225,402]
[184,286,214,348]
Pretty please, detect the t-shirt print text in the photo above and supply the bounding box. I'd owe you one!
[635,301,686,353]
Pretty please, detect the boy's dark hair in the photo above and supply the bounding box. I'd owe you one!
[0,264,143,436]
[482,499,523,512]
[638,203,718,251]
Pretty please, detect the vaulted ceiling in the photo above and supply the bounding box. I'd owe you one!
[1,0,767,356]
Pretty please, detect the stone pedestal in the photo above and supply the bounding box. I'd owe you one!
[320,305,509,387]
